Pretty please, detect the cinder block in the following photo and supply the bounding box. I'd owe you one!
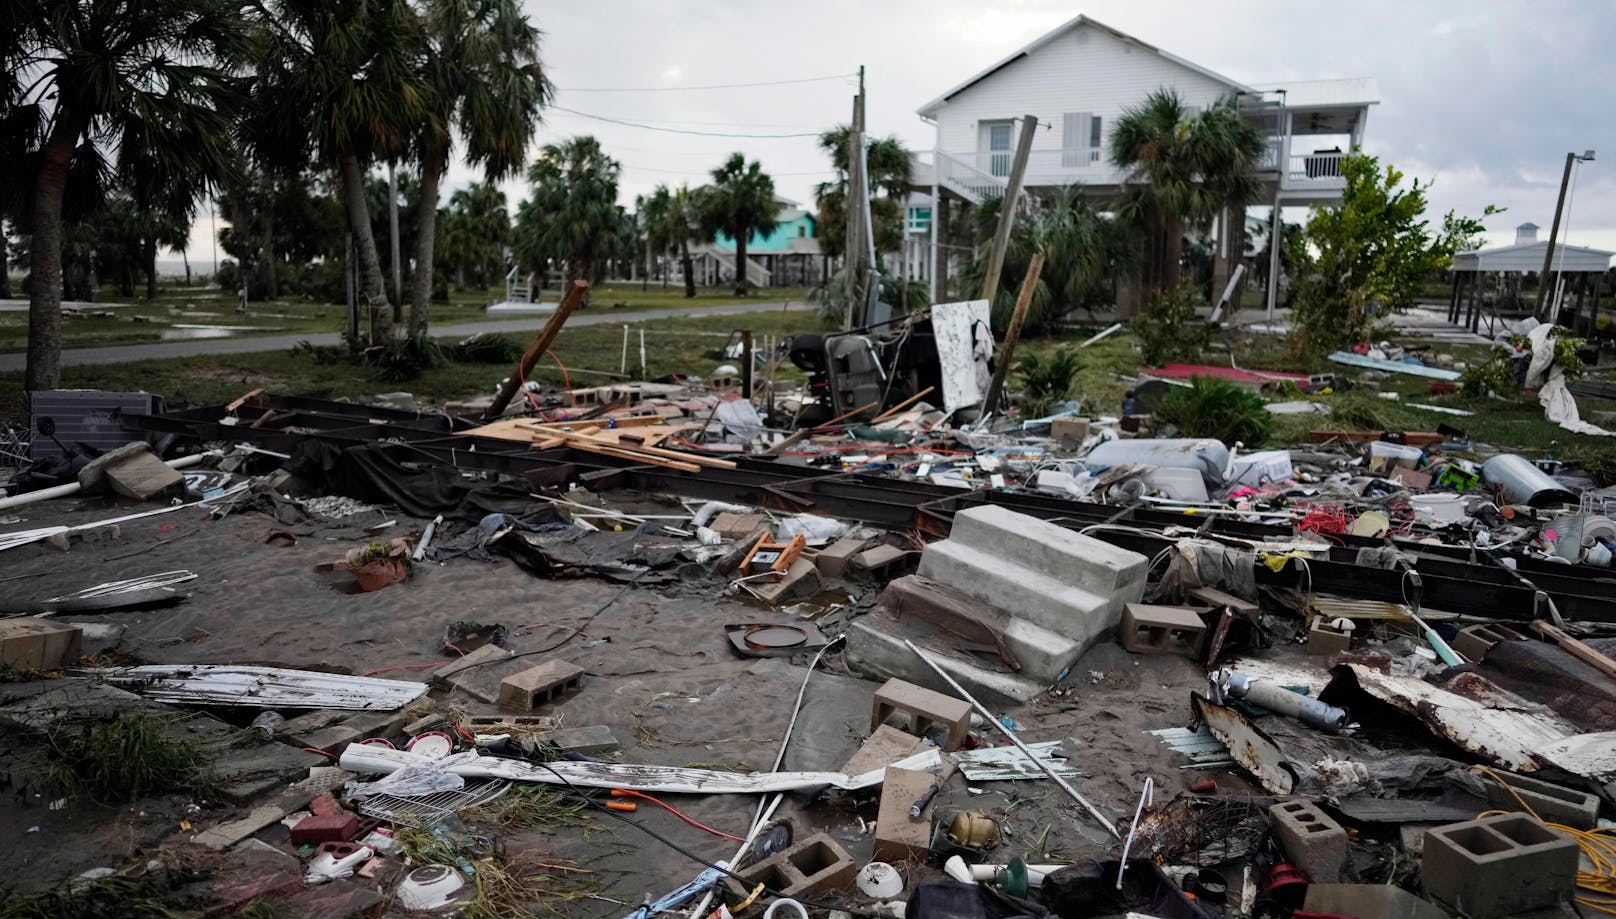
[1120,604,1208,657]
[710,512,769,540]
[288,811,359,846]
[851,544,915,576]
[1422,813,1579,917]
[841,725,929,778]
[871,678,971,752]
[1477,770,1600,830]
[1187,585,1260,619]
[1307,616,1353,656]
[815,536,870,577]
[747,557,823,605]
[0,619,82,671]
[1269,799,1348,882]
[1451,623,1529,663]
[727,832,856,899]
[1049,416,1090,446]
[549,725,619,756]
[873,767,937,864]
[461,714,560,733]
[498,660,584,711]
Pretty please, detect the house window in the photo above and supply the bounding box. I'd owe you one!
[797,225,806,237]
[1062,113,1103,167]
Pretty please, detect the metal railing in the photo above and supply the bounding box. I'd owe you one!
[928,150,1005,203]
[1288,151,1346,182]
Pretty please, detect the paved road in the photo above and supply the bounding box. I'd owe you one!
[0,300,811,371]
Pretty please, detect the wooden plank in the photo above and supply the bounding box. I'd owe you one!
[872,385,936,423]
[1532,621,1616,680]
[560,438,703,473]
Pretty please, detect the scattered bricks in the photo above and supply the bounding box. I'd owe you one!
[1452,623,1529,663]
[728,833,857,899]
[841,725,929,778]
[748,557,824,606]
[289,811,360,846]
[710,512,769,540]
[498,660,585,711]
[852,544,916,578]
[0,618,83,670]
[1477,770,1600,830]
[308,793,342,817]
[193,766,353,850]
[1120,604,1208,658]
[462,714,561,733]
[1269,799,1349,882]
[1049,416,1090,447]
[1307,616,1353,657]
[549,725,619,756]
[873,767,938,864]
[1422,813,1579,918]
[1187,585,1260,619]
[871,678,971,752]
[815,536,871,577]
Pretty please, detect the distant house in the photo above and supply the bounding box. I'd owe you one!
[907,14,1378,312]
[690,197,826,288]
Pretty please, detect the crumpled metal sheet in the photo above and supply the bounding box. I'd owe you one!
[103,665,429,710]
[1533,731,1616,786]
[1328,664,1576,772]
[1192,693,1296,794]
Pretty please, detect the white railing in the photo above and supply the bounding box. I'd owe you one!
[1288,151,1347,182]
[932,150,1005,203]
[505,265,533,303]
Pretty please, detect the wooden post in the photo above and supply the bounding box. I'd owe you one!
[976,115,1040,305]
[741,329,754,399]
[482,280,588,421]
[981,252,1045,417]
[1535,152,1577,319]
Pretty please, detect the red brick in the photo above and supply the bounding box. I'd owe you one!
[289,811,359,846]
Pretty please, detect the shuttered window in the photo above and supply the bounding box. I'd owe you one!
[1063,113,1102,167]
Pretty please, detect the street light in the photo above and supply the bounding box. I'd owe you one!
[1535,149,1597,319]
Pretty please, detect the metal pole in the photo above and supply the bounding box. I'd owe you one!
[1535,152,1576,319]
[741,329,754,399]
[904,639,1118,839]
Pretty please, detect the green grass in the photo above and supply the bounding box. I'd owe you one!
[39,715,215,804]
[0,308,819,418]
[0,281,810,351]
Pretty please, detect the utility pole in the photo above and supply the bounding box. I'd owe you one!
[388,162,402,324]
[843,65,870,329]
[1535,150,1596,320]
[976,115,1039,305]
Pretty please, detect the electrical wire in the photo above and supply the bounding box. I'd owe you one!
[549,105,821,139]
[562,74,855,93]
[609,789,745,842]
[1468,766,1616,913]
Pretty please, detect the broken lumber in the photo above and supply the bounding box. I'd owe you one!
[482,280,588,421]
[1531,620,1616,680]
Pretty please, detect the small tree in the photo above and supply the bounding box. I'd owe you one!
[1289,153,1492,353]
[696,153,778,296]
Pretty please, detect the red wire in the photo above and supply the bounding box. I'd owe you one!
[361,643,465,677]
[610,789,745,841]
[302,747,340,761]
[544,350,572,394]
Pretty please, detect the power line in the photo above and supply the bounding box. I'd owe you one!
[560,73,854,93]
[550,105,822,139]
[618,162,835,177]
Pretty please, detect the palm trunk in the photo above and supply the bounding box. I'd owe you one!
[680,238,695,298]
[262,208,279,300]
[0,229,10,299]
[1162,212,1183,291]
[25,113,85,391]
[144,236,159,299]
[734,231,748,296]
[339,150,392,340]
[408,141,446,339]
[570,255,592,307]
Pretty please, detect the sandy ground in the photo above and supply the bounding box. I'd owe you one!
[0,489,1239,908]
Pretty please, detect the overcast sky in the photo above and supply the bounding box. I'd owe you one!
[190,0,1616,264]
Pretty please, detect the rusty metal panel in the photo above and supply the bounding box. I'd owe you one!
[1192,693,1296,794]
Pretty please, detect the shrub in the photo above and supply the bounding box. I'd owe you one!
[445,333,524,364]
[368,335,445,382]
[1014,347,1080,417]
[1132,281,1208,366]
[1154,376,1272,445]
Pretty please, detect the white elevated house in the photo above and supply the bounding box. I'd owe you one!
[906,14,1377,314]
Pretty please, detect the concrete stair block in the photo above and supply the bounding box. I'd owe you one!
[946,505,1147,593]
[875,575,1085,682]
[846,617,1047,708]
[917,539,1138,642]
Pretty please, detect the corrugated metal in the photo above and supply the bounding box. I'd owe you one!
[955,740,1083,781]
[104,665,430,710]
[1453,241,1613,273]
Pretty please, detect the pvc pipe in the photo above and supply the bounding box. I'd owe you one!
[0,451,215,511]
[763,900,808,919]
[904,639,1120,840]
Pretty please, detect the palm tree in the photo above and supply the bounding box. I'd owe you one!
[1110,89,1265,302]
[9,0,244,390]
[249,0,428,342]
[696,153,779,296]
[407,0,551,338]
[642,183,700,297]
[814,127,913,259]
[514,135,621,303]
[439,182,509,290]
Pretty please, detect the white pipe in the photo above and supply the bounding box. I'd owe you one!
[0,451,216,512]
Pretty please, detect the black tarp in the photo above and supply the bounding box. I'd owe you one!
[285,440,540,523]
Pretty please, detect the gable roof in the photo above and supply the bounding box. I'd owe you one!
[916,14,1252,118]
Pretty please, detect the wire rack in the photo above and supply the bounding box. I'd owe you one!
[354,777,514,824]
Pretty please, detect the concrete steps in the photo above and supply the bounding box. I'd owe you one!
[946,505,1147,594]
[845,615,1048,708]
[917,540,1135,642]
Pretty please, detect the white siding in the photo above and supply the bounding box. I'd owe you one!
[929,23,1237,185]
